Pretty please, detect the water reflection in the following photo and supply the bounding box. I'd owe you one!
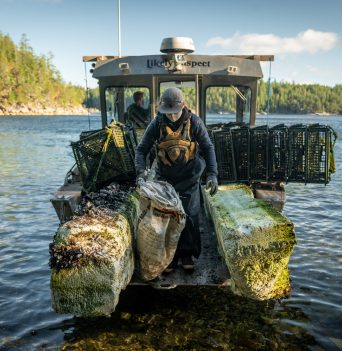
[0,115,341,351]
[55,287,318,351]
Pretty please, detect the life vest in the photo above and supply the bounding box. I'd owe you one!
[157,113,197,167]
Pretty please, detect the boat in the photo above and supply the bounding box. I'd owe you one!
[49,37,336,317]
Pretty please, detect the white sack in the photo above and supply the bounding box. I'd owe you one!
[137,180,186,281]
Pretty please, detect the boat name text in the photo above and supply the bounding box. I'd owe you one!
[147,59,210,69]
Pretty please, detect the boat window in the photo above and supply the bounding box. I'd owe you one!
[205,86,251,125]
[105,87,150,128]
[159,81,197,114]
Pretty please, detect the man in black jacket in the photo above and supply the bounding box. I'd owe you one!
[135,87,218,271]
[126,91,149,128]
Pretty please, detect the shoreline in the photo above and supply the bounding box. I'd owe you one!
[1,110,340,117]
[0,104,99,116]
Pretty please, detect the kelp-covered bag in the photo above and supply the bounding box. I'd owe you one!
[137,180,186,281]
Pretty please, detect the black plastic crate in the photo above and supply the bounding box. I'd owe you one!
[79,129,102,140]
[212,129,237,183]
[231,127,250,181]
[249,125,269,181]
[288,124,307,182]
[268,124,289,181]
[122,124,138,164]
[71,122,136,192]
[207,128,215,144]
[306,124,331,184]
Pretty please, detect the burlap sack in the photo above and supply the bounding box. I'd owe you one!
[137,180,186,281]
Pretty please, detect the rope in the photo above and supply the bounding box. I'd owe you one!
[266,60,272,125]
[230,85,246,102]
[84,62,91,130]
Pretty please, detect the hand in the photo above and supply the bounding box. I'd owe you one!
[206,175,218,196]
[136,172,146,188]
[137,177,145,188]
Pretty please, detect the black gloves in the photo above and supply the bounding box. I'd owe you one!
[206,174,218,196]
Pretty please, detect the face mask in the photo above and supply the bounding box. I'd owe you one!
[165,110,182,122]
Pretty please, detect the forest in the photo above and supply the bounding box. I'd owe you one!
[1,32,342,115]
[0,32,84,111]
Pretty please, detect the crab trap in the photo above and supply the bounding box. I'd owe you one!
[212,129,237,183]
[71,122,137,192]
[209,123,337,185]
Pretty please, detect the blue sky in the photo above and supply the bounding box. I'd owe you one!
[1,0,341,88]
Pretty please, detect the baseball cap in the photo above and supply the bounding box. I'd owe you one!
[159,87,184,114]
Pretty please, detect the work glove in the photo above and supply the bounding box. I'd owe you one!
[206,175,218,196]
[136,172,146,188]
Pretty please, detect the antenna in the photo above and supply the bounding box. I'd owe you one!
[266,60,272,125]
[118,0,121,57]
[84,62,91,130]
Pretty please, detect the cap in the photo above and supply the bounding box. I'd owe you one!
[159,87,184,114]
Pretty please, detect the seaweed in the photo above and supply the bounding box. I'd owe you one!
[202,184,296,300]
[50,184,139,317]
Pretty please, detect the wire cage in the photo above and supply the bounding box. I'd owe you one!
[79,129,103,140]
[268,124,289,181]
[71,122,136,192]
[212,129,237,183]
[249,125,269,181]
[306,124,331,184]
[207,122,336,185]
[231,127,250,181]
[288,124,308,182]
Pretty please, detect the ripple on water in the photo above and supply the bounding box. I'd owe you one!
[0,115,341,350]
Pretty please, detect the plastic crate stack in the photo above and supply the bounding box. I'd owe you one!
[208,123,337,185]
[268,124,289,181]
[71,122,137,192]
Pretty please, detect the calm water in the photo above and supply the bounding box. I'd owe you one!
[0,114,341,351]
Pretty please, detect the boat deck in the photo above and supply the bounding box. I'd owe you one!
[130,206,231,288]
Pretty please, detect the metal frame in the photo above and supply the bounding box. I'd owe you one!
[98,74,259,128]
[90,53,266,128]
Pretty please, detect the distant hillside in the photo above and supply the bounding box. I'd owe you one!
[88,82,342,116]
[204,81,342,114]
[1,32,341,116]
[0,33,86,115]
[257,80,342,115]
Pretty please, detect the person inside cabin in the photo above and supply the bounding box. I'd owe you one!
[135,87,218,272]
[126,91,150,128]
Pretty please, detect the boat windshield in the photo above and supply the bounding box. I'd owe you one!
[105,86,151,128]
[206,86,251,125]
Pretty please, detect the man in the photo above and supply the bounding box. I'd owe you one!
[135,87,218,272]
[126,91,149,128]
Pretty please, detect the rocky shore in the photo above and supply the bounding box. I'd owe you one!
[0,103,93,116]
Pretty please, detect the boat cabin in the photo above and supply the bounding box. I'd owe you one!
[84,37,273,130]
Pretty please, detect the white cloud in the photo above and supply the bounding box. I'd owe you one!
[206,29,338,55]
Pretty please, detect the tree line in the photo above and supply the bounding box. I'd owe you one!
[89,82,342,115]
[1,32,341,115]
[0,32,84,111]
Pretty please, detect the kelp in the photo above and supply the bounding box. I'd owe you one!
[50,186,139,317]
[202,184,296,300]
